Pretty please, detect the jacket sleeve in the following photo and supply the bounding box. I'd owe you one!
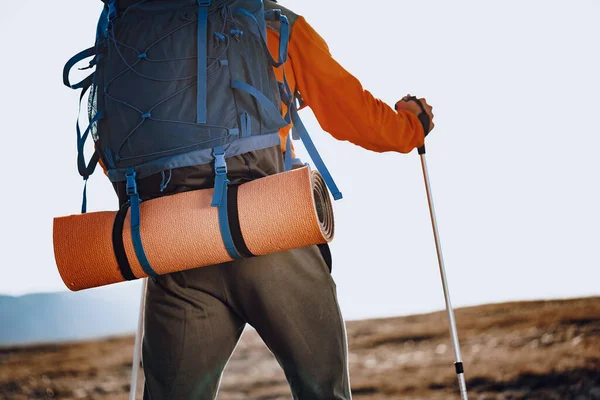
[289,17,425,154]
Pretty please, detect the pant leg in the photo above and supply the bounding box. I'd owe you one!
[142,266,245,400]
[221,246,352,400]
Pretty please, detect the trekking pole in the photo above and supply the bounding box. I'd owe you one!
[418,145,469,400]
[129,278,148,400]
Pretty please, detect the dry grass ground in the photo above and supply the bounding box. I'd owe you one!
[1,297,599,399]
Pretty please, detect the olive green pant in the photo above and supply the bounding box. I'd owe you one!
[142,245,352,400]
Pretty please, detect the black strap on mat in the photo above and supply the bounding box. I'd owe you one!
[112,185,255,279]
[227,185,255,259]
[112,205,137,281]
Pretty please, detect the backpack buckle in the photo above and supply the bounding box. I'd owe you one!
[214,155,227,176]
[213,147,227,176]
[198,0,211,6]
[126,169,138,196]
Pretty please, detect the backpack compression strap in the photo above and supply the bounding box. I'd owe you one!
[63,3,112,213]
[197,0,210,124]
[64,47,103,213]
[126,169,158,278]
[210,146,242,260]
[234,8,289,67]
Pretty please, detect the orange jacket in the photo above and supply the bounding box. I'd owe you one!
[266,15,425,156]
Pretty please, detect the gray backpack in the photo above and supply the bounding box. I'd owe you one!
[63,0,341,276]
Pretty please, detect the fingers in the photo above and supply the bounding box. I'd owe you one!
[421,100,434,133]
[395,99,420,114]
[395,95,435,134]
[419,98,434,127]
[396,96,434,121]
[414,97,433,117]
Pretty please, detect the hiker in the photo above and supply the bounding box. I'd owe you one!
[79,1,434,398]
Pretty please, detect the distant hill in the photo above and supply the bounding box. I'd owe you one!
[0,297,598,399]
[0,283,142,345]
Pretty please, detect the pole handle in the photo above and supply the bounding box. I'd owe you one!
[394,99,428,156]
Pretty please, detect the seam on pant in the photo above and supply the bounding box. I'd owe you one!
[218,267,232,311]
[163,305,188,399]
[189,305,218,399]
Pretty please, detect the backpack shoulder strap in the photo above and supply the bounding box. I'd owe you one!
[263,0,300,28]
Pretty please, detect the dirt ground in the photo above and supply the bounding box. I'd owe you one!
[1,297,599,399]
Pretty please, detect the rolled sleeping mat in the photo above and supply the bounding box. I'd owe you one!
[53,166,334,291]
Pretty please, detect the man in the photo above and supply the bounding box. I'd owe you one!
[108,1,434,398]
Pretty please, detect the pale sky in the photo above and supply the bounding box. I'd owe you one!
[0,0,598,320]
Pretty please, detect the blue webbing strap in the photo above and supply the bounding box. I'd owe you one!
[240,112,251,138]
[234,8,289,67]
[71,73,95,91]
[284,133,293,171]
[97,5,110,38]
[231,80,289,126]
[290,103,343,200]
[67,47,101,213]
[63,47,96,88]
[80,150,100,214]
[279,15,290,64]
[73,77,101,213]
[210,146,227,207]
[77,111,103,178]
[197,0,211,124]
[217,186,241,260]
[264,9,290,66]
[280,69,293,119]
[107,0,117,21]
[210,146,241,260]
[82,177,89,214]
[126,168,158,277]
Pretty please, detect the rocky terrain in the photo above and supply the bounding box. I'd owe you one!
[1,297,599,399]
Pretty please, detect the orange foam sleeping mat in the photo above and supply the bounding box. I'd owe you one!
[53,166,334,291]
